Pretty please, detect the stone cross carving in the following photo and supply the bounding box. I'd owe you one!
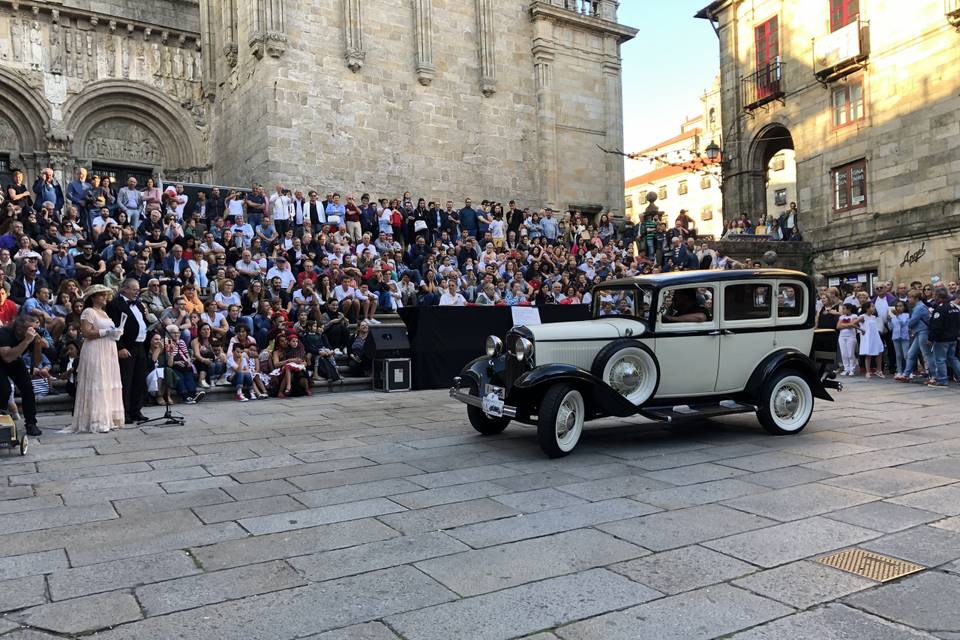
[412,0,435,85]
[475,0,496,96]
[343,0,364,72]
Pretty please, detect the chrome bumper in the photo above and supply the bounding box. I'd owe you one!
[449,377,518,419]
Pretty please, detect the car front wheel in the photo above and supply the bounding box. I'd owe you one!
[466,380,510,436]
[537,383,585,458]
[757,371,814,435]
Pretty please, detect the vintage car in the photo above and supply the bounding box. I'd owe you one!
[450,269,841,458]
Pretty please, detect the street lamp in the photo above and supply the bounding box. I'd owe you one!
[705,140,721,162]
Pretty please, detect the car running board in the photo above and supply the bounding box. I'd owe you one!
[642,400,757,423]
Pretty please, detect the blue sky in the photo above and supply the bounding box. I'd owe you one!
[618,1,719,152]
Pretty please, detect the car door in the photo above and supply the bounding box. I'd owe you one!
[715,280,777,393]
[654,285,720,398]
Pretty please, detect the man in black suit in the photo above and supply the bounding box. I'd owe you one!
[107,277,149,423]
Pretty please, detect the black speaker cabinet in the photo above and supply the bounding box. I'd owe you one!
[364,326,411,358]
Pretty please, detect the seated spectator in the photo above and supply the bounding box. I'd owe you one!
[192,323,227,388]
[347,320,372,376]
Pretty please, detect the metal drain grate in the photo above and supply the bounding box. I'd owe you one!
[816,548,924,582]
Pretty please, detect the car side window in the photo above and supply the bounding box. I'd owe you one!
[778,283,805,319]
[659,286,714,325]
[724,283,773,321]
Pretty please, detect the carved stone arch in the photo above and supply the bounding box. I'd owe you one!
[0,67,51,171]
[746,122,795,220]
[62,80,204,178]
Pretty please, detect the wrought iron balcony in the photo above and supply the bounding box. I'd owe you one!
[813,17,870,81]
[742,58,784,111]
[948,0,960,29]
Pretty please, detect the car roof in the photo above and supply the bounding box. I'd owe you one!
[599,269,811,289]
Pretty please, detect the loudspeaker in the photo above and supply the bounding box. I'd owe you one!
[374,358,412,392]
[364,326,411,358]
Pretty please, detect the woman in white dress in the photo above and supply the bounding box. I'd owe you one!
[69,285,125,433]
[858,300,885,378]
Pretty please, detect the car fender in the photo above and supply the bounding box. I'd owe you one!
[514,363,639,418]
[745,349,833,402]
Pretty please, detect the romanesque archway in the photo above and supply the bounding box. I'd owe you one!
[62,80,207,182]
[0,67,51,176]
[747,123,794,220]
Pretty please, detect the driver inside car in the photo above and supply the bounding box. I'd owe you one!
[661,288,709,323]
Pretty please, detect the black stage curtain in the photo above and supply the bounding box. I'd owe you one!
[398,305,591,390]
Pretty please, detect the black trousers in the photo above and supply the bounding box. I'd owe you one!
[0,362,36,427]
[118,342,148,418]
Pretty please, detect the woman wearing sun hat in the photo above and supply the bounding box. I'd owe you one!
[68,284,125,433]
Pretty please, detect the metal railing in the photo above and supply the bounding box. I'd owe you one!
[742,57,784,110]
[947,0,960,26]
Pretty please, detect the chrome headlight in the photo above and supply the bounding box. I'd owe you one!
[485,335,503,358]
[514,337,534,362]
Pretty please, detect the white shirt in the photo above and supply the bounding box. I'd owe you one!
[356,242,379,257]
[439,292,467,306]
[293,289,322,309]
[174,193,188,219]
[270,192,291,221]
[266,265,296,289]
[123,295,147,343]
[333,285,356,301]
[227,198,244,218]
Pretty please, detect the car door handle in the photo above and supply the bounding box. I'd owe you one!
[709,330,734,336]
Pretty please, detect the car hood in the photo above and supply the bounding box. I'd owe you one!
[524,318,646,341]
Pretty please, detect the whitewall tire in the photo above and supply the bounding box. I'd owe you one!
[757,372,814,435]
[537,384,585,458]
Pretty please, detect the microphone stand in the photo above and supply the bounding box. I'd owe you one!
[138,332,185,427]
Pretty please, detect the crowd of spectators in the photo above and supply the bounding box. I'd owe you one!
[4,163,950,411]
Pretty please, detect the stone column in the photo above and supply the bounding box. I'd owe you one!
[198,0,218,94]
[343,0,364,72]
[251,0,286,59]
[533,43,558,208]
[596,0,618,21]
[475,0,496,96]
[602,53,624,220]
[222,0,238,66]
[412,0,435,85]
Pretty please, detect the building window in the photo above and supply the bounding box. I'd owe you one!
[701,206,713,221]
[774,188,788,206]
[708,108,717,129]
[624,196,633,211]
[832,81,864,128]
[771,155,785,171]
[830,0,859,32]
[678,180,688,196]
[700,176,711,190]
[832,159,867,212]
[657,185,668,200]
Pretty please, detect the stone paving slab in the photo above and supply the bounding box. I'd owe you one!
[556,584,793,640]
[3,379,957,638]
[386,568,661,640]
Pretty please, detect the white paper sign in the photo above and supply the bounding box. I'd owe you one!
[511,306,542,326]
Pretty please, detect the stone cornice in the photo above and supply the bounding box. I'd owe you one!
[0,0,199,39]
[529,2,637,43]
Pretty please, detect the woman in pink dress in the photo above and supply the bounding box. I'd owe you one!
[69,285,125,433]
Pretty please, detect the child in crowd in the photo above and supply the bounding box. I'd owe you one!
[227,343,255,402]
[837,302,862,376]
[889,300,911,379]
[858,300,885,378]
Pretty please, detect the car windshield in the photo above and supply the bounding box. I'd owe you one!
[592,286,653,321]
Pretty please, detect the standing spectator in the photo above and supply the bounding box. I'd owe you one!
[344,195,362,242]
[31,167,64,214]
[889,300,911,379]
[458,198,478,238]
[66,167,91,219]
[900,289,934,382]
[118,177,144,230]
[858,300,884,378]
[245,184,267,228]
[927,289,960,388]
[269,183,292,236]
[837,303,861,376]
[325,193,345,227]
[0,315,44,436]
[6,169,32,211]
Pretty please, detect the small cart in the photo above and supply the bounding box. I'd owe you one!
[0,414,27,456]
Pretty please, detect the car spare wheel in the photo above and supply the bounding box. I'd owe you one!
[591,340,659,407]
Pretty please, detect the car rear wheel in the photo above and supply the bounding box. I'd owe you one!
[757,372,814,435]
[592,341,659,406]
[466,380,510,436]
[537,383,585,458]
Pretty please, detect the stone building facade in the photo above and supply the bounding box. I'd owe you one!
[0,0,636,216]
[697,0,960,287]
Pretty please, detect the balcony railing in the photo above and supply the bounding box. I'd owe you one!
[813,17,870,81]
[742,58,784,111]
[948,0,960,28]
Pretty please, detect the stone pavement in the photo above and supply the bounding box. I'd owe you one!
[0,377,958,639]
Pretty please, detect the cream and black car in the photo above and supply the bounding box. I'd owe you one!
[450,269,841,457]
